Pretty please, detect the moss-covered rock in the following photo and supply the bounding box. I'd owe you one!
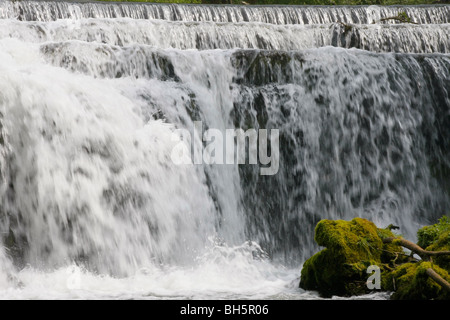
[301,216,450,299]
[383,262,450,300]
[300,217,403,297]
[382,216,450,300]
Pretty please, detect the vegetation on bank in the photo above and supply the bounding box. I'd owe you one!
[96,0,450,6]
[300,216,450,299]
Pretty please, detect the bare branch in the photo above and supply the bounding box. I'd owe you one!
[377,17,419,25]
[426,268,450,292]
[383,237,450,261]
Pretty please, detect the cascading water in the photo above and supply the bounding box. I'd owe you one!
[0,1,449,299]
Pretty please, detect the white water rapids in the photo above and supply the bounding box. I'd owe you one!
[0,1,449,299]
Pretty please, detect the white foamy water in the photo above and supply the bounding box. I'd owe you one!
[0,1,449,300]
[0,242,309,300]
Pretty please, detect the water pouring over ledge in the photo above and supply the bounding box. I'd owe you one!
[0,1,449,24]
[0,1,449,299]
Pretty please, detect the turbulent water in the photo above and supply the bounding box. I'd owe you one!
[0,1,449,299]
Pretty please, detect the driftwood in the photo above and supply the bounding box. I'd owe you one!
[336,12,419,35]
[372,12,419,25]
[383,237,450,261]
[376,17,420,25]
[336,21,353,33]
[383,237,450,292]
[426,268,450,292]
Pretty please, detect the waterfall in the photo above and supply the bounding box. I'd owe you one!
[0,1,449,299]
[0,1,448,24]
[0,19,448,53]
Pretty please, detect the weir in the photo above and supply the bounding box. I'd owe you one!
[0,0,448,298]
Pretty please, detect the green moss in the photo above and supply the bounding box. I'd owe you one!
[396,11,413,23]
[384,262,450,300]
[314,218,383,261]
[300,218,403,297]
[417,216,450,249]
[301,249,345,297]
[382,217,450,300]
[300,248,379,297]
[301,217,450,299]
[417,215,450,272]
[427,230,450,271]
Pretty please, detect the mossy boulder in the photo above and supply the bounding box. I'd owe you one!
[381,216,450,300]
[300,217,402,297]
[382,262,450,300]
[301,216,450,299]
